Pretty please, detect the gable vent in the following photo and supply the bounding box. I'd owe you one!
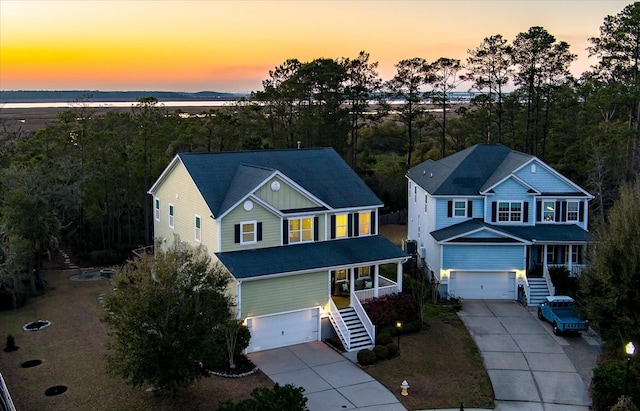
[531,164,536,173]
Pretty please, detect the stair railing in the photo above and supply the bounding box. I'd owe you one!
[542,266,556,296]
[351,291,375,345]
[328,299,351,351]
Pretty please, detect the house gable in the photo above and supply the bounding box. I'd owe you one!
[513,159,585,195]
[254,175,324,213]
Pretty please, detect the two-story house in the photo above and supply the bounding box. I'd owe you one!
[406,144,592,305]
[148,148,408,353]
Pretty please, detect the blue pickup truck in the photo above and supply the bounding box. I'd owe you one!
[537,296,589,335]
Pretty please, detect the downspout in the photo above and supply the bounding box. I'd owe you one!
[236,280,242,319]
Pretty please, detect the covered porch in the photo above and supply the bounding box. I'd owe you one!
[527,243,587,278]
[326,260,404,352]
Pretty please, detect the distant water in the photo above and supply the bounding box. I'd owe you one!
[1,100,234,109]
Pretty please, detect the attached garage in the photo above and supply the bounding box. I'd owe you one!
[450,271,516,300]
[245,308,320,353]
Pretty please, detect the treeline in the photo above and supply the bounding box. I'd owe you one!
[0,3,638,298]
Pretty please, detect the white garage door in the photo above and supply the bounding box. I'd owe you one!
[451,271,516,300]
[245,308,319,353]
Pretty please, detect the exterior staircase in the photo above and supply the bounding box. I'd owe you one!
[528,277,551,306]
[337,307,374,351]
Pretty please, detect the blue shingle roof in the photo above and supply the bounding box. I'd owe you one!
[431,218,592,243]
[216,235,408,279]
[178,148,382,217]
[407,144,533,195]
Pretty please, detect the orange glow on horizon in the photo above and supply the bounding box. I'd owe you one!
[0,1,633,93]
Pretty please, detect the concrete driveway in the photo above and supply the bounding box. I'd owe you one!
[248,341,406,411]
[459,300,601,411]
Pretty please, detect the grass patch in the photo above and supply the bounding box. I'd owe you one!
[379,224,406,247]
[0,268,272,411]
[363,304,494,410]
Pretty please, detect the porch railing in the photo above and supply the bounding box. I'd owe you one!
[548,264,586,277]
[543,267,556,296]
[353,276,398,303]
[327,299,351,351]
[350,291,375,344]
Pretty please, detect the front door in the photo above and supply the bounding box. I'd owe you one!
[330,269,349,309]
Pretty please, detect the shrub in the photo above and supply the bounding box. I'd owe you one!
[217,383,307,411]
[592,360,640,410]
[373,344,389,360]
[385,342,398,357]
[357,349,377,366]
[4,334,18,352]
[376,332,393,345]
[363,293,419,327]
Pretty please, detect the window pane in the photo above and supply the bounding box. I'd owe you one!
[302,218,313,229]
[543,201,554,221]
[290,220,300,230]
[359,213,370,235]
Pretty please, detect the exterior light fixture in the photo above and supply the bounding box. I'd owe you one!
[625,341,636,398]
[400,380,409,396]
[396,321,403,353]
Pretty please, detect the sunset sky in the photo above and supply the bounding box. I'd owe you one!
[0,1,632,93]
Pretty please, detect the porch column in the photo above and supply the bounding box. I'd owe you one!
[568,244,573,274]
[396,262,403,292]
[543,244,548,274]
[349,268,355,295]
[373,265,379,298]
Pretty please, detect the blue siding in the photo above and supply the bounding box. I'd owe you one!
[434,198,484,230]
[515,161,575,193]
[442,244,524,270]
[485,178,534,224]
[465,230,505,239]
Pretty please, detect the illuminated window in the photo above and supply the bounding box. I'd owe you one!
[359,212,371,236]
[358,266,370,278]
[289,217,313,243]
[543,201,555,221]
[241,222,256,244]
[335,214,348,238]
[334,269,347,282]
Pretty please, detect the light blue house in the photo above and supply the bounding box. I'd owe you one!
[406,144,592,305]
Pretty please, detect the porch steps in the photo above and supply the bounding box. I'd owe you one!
[528,277,550,306]
[338,307,374,351]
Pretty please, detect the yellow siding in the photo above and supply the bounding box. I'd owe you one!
[221,201,281,251]
[255,177,319,211]
[152,162,220,258]
[240,271,328,317]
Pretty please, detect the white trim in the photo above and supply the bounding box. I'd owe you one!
[566,200,580,222]
[287,216,316,244]
[436,227,530,244]
[148,154,181,195]
[512,158,593,199]
[452,199,467,218]
[480,173,540,196]
[240,220,258,245]
[234,256,410,282]
[358,210,373,237]
[496,200,524,223]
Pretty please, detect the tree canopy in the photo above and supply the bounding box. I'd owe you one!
[579,181,640,348]
[101,242,235,395]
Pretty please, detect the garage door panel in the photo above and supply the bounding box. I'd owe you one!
[246,308,319,353]
[451,271,515,300]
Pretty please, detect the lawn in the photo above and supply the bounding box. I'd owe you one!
[363,305,494,410]
[0,265,272,411]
